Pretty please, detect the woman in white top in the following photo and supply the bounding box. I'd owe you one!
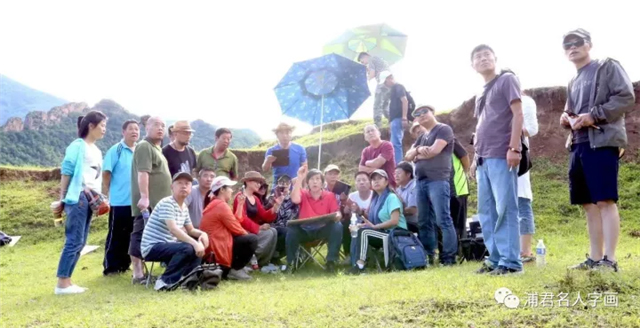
[519,95,539,262]
[52,111,107,294]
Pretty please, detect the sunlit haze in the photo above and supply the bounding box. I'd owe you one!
[1,0,638,141]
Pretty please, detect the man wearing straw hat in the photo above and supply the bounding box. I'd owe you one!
[262,122,307,186]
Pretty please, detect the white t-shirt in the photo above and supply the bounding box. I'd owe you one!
[82,142,103,193]
[518,96,538,200]
[348,191,372,210]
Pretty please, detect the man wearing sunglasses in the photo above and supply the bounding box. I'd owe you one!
[559,28,635,273]
[405,105,457,266]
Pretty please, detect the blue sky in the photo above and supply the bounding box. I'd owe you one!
[1,0,638,140]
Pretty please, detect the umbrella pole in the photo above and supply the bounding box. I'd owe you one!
[318,95,324,170]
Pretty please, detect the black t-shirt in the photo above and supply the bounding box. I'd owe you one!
[246,199,258,219]
[389,83,408,120]
[162,144,197,178]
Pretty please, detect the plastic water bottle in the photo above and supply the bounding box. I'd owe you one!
[536,239,546,266]
[141,209,150,224]
[250,254,259,270]
[350,213,358,238]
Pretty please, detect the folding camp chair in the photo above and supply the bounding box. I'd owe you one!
[295,240,328,270]
[143,261,163,289]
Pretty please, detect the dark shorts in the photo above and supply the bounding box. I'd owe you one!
[128,214,146,258]
[569,143,619,205]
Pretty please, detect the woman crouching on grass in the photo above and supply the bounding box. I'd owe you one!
[349,169,408,274]
[51,111,108,294]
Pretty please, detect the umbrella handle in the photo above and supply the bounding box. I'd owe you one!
[318,95,324,170]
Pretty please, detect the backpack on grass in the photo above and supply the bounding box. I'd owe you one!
[388,229,427,270]
[165,263,223,291]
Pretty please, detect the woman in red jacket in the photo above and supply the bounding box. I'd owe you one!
[201,177,257,280]
[233,171,283,269]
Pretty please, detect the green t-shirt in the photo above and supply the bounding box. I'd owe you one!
[376,193,408,230]
[196,146,238,180]
[131,139,172,216]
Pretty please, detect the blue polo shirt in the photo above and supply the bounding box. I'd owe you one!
[103,141,135,206]
[266,143,307,183]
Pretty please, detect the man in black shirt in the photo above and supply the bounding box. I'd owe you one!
[162,120,197,178]
[380,71,409,165]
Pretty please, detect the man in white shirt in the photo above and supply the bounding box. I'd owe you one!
[518,94,539,262]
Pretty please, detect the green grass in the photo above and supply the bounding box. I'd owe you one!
[0,164,55,171]
[1,162,640,327]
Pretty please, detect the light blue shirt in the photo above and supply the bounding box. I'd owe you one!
[103,141,135,206]
[266,143,307,184]
[396,179,417,224]
[377,193,408,230]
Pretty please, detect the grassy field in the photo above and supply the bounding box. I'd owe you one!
[1,162,639,327]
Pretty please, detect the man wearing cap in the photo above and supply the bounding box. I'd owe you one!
[262,122,307,186]
[405,105,458,266]
[287,165,343,273]
[185,167,216,229]
[380,71,410,165]
[196,128,238,180]
[141,172,209,291]
[101,119,139,275]
[358,52,391,127]
[358,124,397,188]
[162,120,197,178]
[470,44,524,275]
[559,29,635,272]
[129,116,173,284]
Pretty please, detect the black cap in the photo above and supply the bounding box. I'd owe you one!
[563,28,591,43]
[172,171,194,182]
[277,174,292,183]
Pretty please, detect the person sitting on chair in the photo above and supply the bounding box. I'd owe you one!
[286,165,342,273]
[141,172,209,291]
[200,176,258,280]
[272,175,299,264]
[233,171,283,269]
[349,169,408,274]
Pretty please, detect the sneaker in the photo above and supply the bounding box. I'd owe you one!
[521,254,536,263]
[325,261,337,273]
[489,266,524,276]
[153,278,168,291]
[475,263,495,274]
[568,254,599,270]
[243,266,254,273]
[54,285,87,295]
[228,268,252,280]
[260,263,278,274]
[346,266,364,275]
[594,256,619,272]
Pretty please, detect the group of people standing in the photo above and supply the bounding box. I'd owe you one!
[52,28,634,294]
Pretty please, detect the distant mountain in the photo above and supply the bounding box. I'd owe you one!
[0,74,67,125]
[0,100,262,167]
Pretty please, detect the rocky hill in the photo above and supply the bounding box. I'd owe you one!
[2,81,637,180]
[0,100,262,166]
[0,74,68,125]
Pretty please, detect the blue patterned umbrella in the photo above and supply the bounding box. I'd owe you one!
[274,53,370,168]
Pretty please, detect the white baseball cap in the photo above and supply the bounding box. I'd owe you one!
[378,71,393,85]
[211,176,237,193]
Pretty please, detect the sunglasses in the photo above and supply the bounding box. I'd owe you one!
[413,109,429,118]
[563,38,586,50]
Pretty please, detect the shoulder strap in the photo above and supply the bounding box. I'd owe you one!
[113,143,124,172]
[474,69,514,117]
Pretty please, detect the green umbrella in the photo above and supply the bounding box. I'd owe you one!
[323,23,408,65]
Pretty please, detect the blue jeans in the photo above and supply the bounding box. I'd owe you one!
[390,118,404,165]
[285,221,343,265]
[144,242,201,284]
[57,192,93,278]
[518,197,535,235]
[477,158,522,270]
[416,179,458,263]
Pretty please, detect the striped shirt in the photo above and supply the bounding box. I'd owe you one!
[141,196,192,258]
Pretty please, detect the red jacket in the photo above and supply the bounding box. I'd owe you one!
[233,192,276,234]
[200,198,247,268]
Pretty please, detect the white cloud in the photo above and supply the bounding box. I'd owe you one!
[1,0,638,140]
